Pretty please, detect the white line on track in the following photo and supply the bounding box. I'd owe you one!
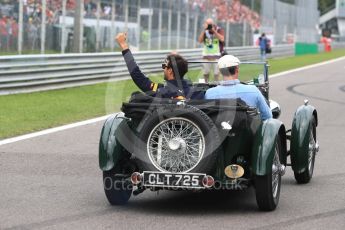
[1,55,345,146]
[269,56,345,78]
[0,115,110,146]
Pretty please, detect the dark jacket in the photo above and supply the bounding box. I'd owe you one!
[259,37,269,50]
[122,49,203,99]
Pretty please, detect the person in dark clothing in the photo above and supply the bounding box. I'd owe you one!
[257,33,270,60]
[116,32,202,99]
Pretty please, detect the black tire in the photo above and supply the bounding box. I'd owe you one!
[136,104,221,174]
[255,136,282,211]
[103,164,132,205]
[294,117,316,184]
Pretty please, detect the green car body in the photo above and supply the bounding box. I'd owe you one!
[290,104,318,174]
[98,62,318,210]
[251,118,287,176]
[99,103,288,180]
[99,114,123,171]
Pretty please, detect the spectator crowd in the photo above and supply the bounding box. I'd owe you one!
[190,0,260,29]
[0,0,261,53]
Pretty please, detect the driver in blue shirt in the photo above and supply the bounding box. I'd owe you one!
[205,55,272,120]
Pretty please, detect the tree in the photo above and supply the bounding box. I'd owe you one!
[318,0,336,14]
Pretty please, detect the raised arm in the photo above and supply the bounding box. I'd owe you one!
[213,27,225,43]
[116,33,159,93]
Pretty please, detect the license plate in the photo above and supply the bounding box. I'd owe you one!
[143,171,206,189]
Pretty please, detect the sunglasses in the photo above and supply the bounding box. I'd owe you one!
[162,63,169,69]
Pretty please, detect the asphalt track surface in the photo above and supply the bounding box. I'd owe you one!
[1,59,345,230]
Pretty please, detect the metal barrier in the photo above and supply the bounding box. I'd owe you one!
[0,44,294,95]
[318,42,345,53]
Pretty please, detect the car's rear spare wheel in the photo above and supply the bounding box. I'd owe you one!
[137,104,221,174]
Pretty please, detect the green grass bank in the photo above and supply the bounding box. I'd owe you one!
[1,49,345,139]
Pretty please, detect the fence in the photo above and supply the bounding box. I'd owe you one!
[260,0,319,44]
[0,0,320,54]
[0,44,294,95]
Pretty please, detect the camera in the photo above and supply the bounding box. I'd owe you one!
[205,30,213,49]
[207,24,213,30]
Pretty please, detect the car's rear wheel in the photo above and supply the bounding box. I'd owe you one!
[255,136,282,211]
[294,117,317,184]
[136,104,221,174]
[103,164,132,205]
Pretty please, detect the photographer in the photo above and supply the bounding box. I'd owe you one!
[198,18,225,83]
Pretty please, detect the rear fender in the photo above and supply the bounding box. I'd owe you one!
[99,113,127,171]
[252,119,286,176]
[290,105,317,173]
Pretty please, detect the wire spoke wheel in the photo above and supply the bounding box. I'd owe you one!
[137,104,220,174]
[255,136,282,211]
[147,117,205,173]
[308,129,316,174]
[271,147,281,199]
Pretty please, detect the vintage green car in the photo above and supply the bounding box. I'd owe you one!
[99,61,319,211]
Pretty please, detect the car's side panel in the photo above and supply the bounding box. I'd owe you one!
[290,105,317,174]
[213,113,260,180]
[215,133,248,180]
[99,113,126,171]
[252,119,285,176]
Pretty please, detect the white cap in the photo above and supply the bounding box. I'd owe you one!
[217,55,240,69]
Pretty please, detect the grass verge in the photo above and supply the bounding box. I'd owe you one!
[268,49,345,74]
[1,49,345,139]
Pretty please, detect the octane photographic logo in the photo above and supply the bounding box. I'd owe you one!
[103,35,239,174]
[103,176,246,191]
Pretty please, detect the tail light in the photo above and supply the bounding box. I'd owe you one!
[202,175,215,188]
[130,172,142,185]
